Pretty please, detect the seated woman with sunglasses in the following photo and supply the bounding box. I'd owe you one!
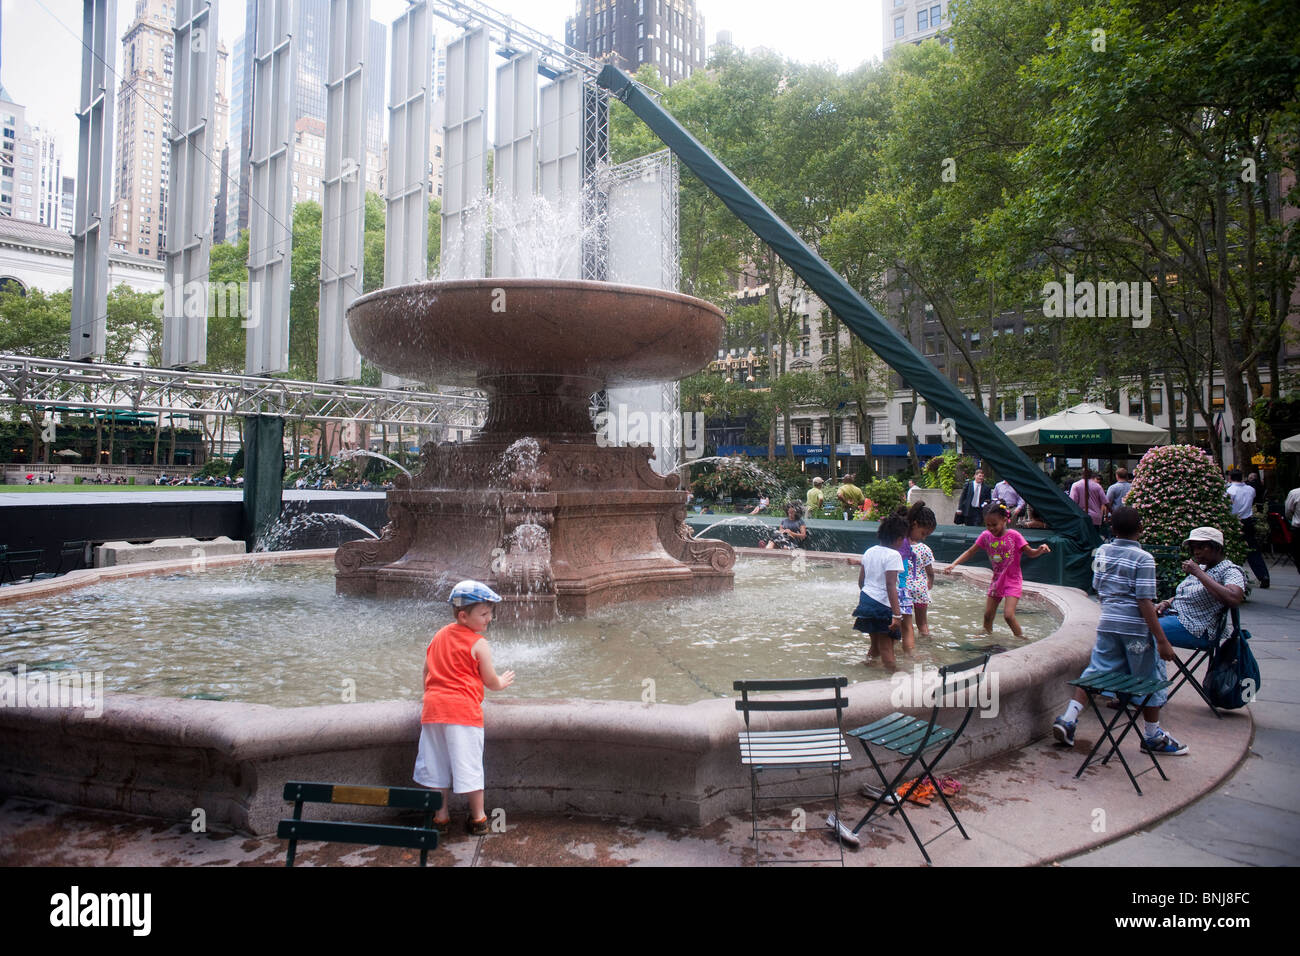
[1154,526,1245,652]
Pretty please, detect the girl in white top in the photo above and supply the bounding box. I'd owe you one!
[853,513,910,673]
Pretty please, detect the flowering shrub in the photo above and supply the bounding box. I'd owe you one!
[1124,445,1247,598]
[862,477,905,519]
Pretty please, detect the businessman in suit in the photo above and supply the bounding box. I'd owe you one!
[955,469,990,527]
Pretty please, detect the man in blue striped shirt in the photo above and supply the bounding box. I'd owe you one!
[1052,506,1188,756]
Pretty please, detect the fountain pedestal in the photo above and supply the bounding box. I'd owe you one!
[335,279,735,621]
[336,440,734,621]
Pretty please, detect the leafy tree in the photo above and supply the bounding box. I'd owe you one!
[0,287,70,357]
[289,200,323,379]
[204,229,250,373]
[363,190,387,292]
[1002,0,1300,466]
[105,286,162,366]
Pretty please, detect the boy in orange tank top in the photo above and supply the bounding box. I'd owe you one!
[413,580,516,835]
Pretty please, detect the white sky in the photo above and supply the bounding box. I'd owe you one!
[2,0,884,164]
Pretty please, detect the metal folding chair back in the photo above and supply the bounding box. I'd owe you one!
[1265,513,1291,566]
[848,654,989,865]
[734,676,851,866]
[1166,606,1231,719]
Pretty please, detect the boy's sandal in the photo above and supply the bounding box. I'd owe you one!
[466,815,490,836]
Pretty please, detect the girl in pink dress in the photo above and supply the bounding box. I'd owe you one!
[943,502,1051,637]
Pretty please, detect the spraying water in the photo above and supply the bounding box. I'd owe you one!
[337,448,413,478]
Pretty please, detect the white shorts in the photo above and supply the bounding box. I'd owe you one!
[413,723,485,793]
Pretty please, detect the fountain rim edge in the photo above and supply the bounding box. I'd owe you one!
[347,276,727,319]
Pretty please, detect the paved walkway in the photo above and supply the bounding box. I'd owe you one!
[2,553,1296,867]
[1063,555,1300,867]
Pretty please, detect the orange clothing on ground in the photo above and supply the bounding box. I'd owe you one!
[421,622,485,727]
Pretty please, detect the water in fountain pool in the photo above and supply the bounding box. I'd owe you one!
[0,557,1056,707]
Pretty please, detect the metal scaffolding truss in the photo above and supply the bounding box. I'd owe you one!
[0,354,485,432]
[582,80,610,281]
[428,0,599,80]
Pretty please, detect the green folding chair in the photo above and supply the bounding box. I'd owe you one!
[1069,673,1174,794]
[849,655,989,865]
[734,676,852,866]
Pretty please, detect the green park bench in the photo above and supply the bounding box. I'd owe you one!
[277,781,443,867]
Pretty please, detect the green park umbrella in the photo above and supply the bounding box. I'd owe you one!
[1004,402,1170,483]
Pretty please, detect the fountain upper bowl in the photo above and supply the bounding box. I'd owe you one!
[347,278,727,386]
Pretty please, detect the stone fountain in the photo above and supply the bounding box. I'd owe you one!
[335,278,736,621]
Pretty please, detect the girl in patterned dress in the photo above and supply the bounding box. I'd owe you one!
[904,502,938,638]
[897,522,915,653]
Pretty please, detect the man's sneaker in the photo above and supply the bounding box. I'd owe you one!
[1052,716,1077,747]
[1141,732,1189,756]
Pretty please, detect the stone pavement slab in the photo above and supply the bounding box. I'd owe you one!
[1064,559,1300,868]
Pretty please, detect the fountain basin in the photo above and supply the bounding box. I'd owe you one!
[0,549,1099,833]
[347,278,726,386]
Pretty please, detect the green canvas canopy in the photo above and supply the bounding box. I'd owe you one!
[1005,403,1170,458]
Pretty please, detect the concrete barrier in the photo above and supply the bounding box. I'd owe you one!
[94,536,247,567]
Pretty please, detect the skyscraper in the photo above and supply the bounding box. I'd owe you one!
[108,1,230,259]
[0,0,72,232]
[565,0,706,87]
[32,125,62,229]
[231,2,388,235]
[227,31,246,241]
[59,174,75,234]
[109,0,174,259]
[1,87,38,222]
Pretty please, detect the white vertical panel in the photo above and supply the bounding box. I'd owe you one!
[245,0,297,375]
[163,0,219,368]
[382,1,431,388]
[384,0,431,286]
[491,52,537,278]
[318,0,369,383]
[536,71,583,281]
[606,151,680,474]
[440,27,488,279]
[70,0,115,362]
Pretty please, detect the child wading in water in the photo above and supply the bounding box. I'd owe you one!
[944,501,1051,637]
[903,502,938,639]
[854,513,910,673]
[413,580,516,835]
